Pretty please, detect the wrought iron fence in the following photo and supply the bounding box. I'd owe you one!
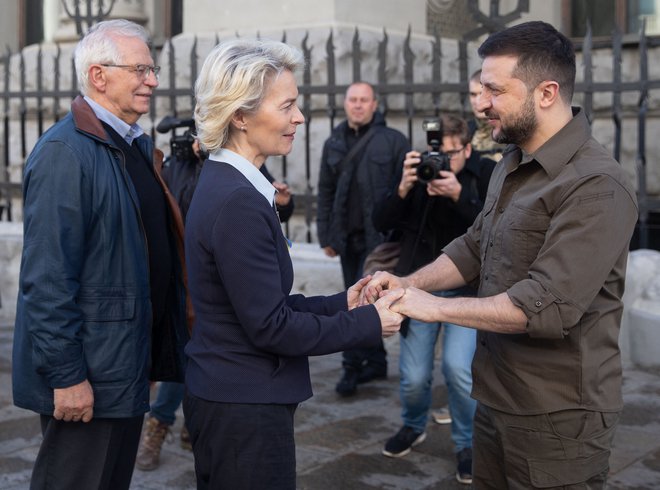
[0,24,659,248]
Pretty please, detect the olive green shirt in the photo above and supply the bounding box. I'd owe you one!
[444,108,638,414]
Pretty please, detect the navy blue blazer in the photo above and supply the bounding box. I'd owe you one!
[184,160,382,404]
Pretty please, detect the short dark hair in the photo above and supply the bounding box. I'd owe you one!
[477,21,576,103]
[441,114,470,146]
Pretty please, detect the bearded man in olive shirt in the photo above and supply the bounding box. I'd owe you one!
[362,21,638,489]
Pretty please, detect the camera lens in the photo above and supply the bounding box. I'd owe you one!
[416,161,437,184]
[416,152,450,184]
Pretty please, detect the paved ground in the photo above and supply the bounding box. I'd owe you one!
[2,318,660,489]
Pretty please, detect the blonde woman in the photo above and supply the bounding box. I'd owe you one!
[183,39,404,489]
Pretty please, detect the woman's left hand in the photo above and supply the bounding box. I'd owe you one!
[347,275,372,310]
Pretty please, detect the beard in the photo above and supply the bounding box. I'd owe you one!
[487,94,537,146]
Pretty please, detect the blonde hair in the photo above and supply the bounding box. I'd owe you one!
[194,39,303,152]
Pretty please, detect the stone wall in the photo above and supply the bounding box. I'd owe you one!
[0,223,22,321]
[620,249,660,368]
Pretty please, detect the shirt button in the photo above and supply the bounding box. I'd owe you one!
[489,240,494,247]
[535,300,542,307]
[498,207,505,213]
[484,274,489,281]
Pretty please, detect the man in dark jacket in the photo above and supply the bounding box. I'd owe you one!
[373,115,495,484]
[317,81,409,396]
[12,20,189,490]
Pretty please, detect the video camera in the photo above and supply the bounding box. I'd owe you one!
[156,115,202,164]
[416,118,450,184]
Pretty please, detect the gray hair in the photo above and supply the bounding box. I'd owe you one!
[194,39,304,152]
[74,19,151,95]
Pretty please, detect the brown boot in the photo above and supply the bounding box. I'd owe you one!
[180,424,192,451]
[136,416,170,471]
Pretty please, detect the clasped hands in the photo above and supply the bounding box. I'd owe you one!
[348,272,436,338]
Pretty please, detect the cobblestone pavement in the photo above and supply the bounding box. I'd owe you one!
[2,319,660,489]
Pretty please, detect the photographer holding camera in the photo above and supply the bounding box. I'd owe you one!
[374,114,495,484]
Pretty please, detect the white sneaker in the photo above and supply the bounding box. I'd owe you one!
[431,407,452,425]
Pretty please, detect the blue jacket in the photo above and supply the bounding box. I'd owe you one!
[184,160,382,404]
[12,96,190,418]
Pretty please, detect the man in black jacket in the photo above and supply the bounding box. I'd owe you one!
[373,115,495,484]
[317,81,409,396]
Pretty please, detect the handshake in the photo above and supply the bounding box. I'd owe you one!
[347,271,433,338]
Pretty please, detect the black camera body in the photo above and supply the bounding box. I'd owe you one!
[170,131,197,163]
[156,115,205,164]
[416,118,450,184]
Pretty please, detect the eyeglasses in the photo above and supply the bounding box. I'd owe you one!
[445,146,465,159]
[101,63,161,80]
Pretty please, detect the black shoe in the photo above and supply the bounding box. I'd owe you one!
[382,426,426,458]
[356,365,387,384]
[456,447,473,484]
[335,369,359,396]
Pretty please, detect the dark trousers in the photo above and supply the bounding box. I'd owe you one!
[31,414,144,490]
[472,402,619,489]
[183,392,297,490]
[340,235,387,372]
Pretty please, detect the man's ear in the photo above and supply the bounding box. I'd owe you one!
[88,65,107,92]
[464,142,472,159]
[537,80,561,108]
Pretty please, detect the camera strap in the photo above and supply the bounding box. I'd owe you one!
[339,126,377,176]
[410,198,432,261]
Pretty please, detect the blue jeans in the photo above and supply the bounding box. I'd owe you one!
[151,381,185,426]
[399,290,477,452]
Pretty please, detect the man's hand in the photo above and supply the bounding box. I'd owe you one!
[373,288,406,337]
[359,271,408,306]
[323,246,338,258]
[427,171,462,202]
[391,287,443,323]
[53,379,94,423]
[273,180,292,206]
[398,151,421,199]
[348,275,372,310]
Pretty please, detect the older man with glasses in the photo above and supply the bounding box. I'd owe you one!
[12,19,190,490]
